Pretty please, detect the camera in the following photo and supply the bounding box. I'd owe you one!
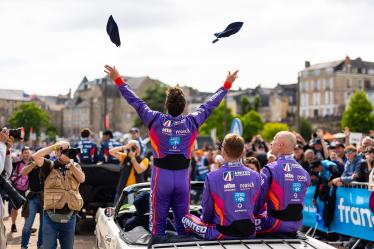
[0,174,26,209]
[8,128,23,140]
[131,146,137,152]
[61,148,80,159]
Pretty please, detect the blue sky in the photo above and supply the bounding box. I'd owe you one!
[0,0,373,95]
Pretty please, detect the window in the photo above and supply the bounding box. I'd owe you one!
[301,110,307,117]
[301,94,309,106]
[325,92,330,105]
[346,79,352,88]
[325,67,334,74]
[324,78,332,90]
[313,80,320,91]
[314,69,320,76]
[302,70,309,77]
[358,80,363,89]
[313,93,320,105]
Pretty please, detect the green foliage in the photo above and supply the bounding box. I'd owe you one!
[298,117,313,141]
[8,102,51,139]
[46,125,57,142]
[239,110,264,141]
[199,101,234,141]
[134,81,168,127]
[342,91,374,133]
[254,95,261,111]
[239,96,252,114]
[261,123,289,142]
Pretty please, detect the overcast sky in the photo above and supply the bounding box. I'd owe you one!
[0,0,373,95]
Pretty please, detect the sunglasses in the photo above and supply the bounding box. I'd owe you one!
[345,150,355,155]
[364,150,374,154]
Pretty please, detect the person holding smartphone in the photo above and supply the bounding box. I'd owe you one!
[109,140,149,203]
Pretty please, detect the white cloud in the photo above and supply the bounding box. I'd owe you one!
[0,0,374,95]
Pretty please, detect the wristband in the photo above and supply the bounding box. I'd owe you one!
[114,77,125,87]
[53,144,57,152]
[223,81,232,90]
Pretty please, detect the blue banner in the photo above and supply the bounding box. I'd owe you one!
[303,186,374,241]
[230,118,243,136]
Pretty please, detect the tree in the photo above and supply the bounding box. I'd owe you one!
[239,110,264,141]
[342,91,374,133]
[298,117,313,141]
[199,101,234,141]
[239,96,252,115]
[134,81,168,127]
[254,95,261,112]
[8,102,51,140]
[261,123,289,142]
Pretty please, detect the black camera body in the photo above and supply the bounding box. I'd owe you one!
[61,148,80,159]
[8,128,23,140]
[0,174,26,209]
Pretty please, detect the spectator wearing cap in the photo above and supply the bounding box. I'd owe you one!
[332,145,366,186]
[130,127,146,158]
[98,130,122,164]
[333,141,347,165]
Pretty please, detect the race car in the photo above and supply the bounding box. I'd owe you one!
[95,182,336,249]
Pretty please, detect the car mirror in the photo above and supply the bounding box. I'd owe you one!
[105,207,114,218]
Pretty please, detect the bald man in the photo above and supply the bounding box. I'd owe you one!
[255,131,310,235]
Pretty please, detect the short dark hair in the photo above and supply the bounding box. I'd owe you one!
[222,134,244,159]
[244,157,261,171]
[103,130,113,139]
[81,128,92,138]
[21,146,30,153]
[165,87,186,117]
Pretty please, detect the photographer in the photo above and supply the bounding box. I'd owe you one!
[109,140,148,203]
[0,128,13,249]
[32,141,85,249]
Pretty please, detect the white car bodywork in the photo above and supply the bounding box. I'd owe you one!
[95,183,336,249]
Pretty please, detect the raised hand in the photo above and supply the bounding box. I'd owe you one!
[226,70,239,84]
[104,65,121,81]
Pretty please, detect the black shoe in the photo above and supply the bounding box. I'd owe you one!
[11,224,17,233]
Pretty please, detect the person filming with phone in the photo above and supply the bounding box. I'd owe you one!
[31,141,85,249]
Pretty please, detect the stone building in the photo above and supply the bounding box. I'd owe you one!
[63,76,155,137]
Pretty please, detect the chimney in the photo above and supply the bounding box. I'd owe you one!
[344,56,350,65]
[305,61,310,68]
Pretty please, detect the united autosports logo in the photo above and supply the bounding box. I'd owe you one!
[223,171,234,182]
[283,163,291,172]
[163,120,173,127]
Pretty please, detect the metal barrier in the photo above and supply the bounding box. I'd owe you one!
[342,181,370,189]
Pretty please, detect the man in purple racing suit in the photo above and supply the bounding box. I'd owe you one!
[255,131,310,235]
[104,65,238,239]
[182,134,261,240]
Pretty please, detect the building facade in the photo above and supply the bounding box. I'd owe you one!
[299,56,374,119]
[63,76,156,137]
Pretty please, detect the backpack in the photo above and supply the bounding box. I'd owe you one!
[10,162,29,192]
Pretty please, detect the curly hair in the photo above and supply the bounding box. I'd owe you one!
[165,87,186,117]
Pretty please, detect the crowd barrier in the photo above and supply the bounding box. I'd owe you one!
[302,182,374,242]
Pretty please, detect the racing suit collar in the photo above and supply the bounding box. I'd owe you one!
[277,154,294,160]
[166,113,184,120]
[222,161,242,167]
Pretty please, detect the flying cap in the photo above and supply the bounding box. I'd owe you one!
[212,22,243,43]
[106,15,121,47]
